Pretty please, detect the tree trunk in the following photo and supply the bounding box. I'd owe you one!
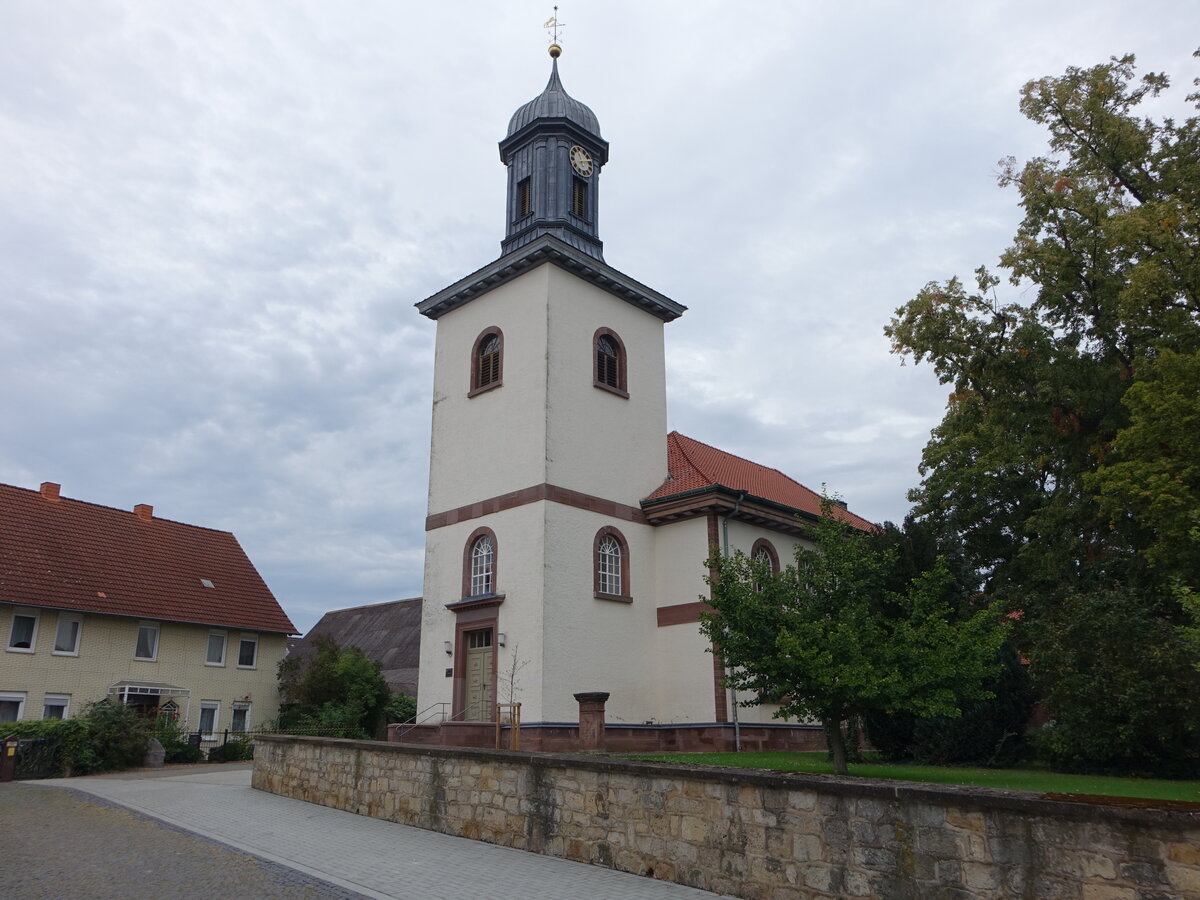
[824,718,849,776]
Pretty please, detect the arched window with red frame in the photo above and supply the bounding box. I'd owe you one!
[469,327,504,397]
[593,327,628,398]
[751,538,780,574]
[462,527,498,597]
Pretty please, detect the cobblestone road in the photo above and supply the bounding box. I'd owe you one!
[15,765,736,900]
[0,781,366,899]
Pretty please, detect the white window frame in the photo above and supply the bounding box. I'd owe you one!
[0,691,27,722]
[598,535,622,596]
[52,613,83,656]
[237,633,258,669]
[205,630,227,667]
[42,693,70,720]
[230,701,251,732]
[198,700,220,740]
[134,621,160,661]
[470,535,494,596]
[7,608,39,653]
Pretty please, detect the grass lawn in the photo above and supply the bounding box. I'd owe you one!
[622,751,1200,804]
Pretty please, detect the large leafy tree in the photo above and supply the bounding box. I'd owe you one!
[886,52,1199,599]
[700,504,1006,775]
[885,52,1200,770]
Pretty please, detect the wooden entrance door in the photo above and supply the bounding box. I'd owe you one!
[464,628,493,721]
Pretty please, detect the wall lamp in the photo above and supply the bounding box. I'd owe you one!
[497,633,506,647]
[444,641,453,655]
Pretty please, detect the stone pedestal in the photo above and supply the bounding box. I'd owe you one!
[574,692,610,751]
[142,737,165,768]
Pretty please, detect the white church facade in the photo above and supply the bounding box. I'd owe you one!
[408,47,873,751]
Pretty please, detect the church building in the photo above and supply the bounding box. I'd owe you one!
[411,46,873,750]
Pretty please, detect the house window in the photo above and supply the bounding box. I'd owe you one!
[7,609,39,652]
[0,692,26,722]
[206,631,227,666]
[237,634,258,669]
[593,328,628,397]
[470,534,494,596]
[134,621,160,661]
[230,701,251,732]
[594,527,632,602]
[53,614,82,655]
[199,701,219,740]
[571,177,588,219]
[42,694,70,720]
[517,177,532,218]
[469,327,504,396]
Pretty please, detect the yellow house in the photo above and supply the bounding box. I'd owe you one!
[0,481,296,736]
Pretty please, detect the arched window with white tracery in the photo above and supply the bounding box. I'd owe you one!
[469,534,494,596]
[598,535,621,595]
[593,527,631,601]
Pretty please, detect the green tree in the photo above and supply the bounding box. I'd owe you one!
[865,519,1034,766]
[886,52,1200,601]
[885,51,1200,772]
[276,636,392,739]
[1031,588,1200,776]
[699,503,1007,775]
[1087,348,1200,593]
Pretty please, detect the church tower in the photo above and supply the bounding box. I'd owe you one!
[414,46,685,728]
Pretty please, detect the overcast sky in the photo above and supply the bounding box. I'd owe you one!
[1,2,1194,634]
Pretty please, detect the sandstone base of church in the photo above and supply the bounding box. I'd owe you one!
[387,720,827,753]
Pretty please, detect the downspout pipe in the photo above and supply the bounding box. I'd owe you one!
[721,490,748,752]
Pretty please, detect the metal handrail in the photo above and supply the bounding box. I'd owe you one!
[391,700,490,741]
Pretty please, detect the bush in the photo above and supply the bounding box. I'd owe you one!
[276,636,392,739]
[0,719,91,777]
[207,738,253,762]
[150,714,203,764]
[76,700,151,773]
[866,645,1034,767]
[1030,589,1200,777]
[385,693,418,725]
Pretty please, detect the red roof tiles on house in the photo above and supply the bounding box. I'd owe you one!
[0,482,296,634]
[646,432,876,531]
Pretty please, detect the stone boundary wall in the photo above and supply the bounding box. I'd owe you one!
[253,735,1200,900]
[389,721,827,753]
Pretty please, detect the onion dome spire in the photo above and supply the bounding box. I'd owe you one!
[498,46,609,260]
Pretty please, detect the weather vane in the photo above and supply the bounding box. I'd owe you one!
[544,6,564,57]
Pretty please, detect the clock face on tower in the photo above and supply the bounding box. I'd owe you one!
[569,145,593,177]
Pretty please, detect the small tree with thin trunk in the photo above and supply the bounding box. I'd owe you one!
[700,500,1007,775]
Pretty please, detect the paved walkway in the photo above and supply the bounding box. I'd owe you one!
[26,764,736,900]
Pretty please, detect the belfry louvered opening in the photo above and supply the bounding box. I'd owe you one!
[596,335,619,388]
[571,177,588,219]
[517,178,532,219]
[478,334,501,387]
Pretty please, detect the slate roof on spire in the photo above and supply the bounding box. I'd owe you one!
[506,58,602,138]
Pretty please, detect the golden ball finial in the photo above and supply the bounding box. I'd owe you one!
[548,43,562,59]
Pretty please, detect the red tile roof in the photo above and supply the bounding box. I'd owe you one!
[0,482,296,634]
[646,432,876,531]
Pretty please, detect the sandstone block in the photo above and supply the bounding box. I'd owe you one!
[1081,886,1136,900]
[1170,843,1200,867]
